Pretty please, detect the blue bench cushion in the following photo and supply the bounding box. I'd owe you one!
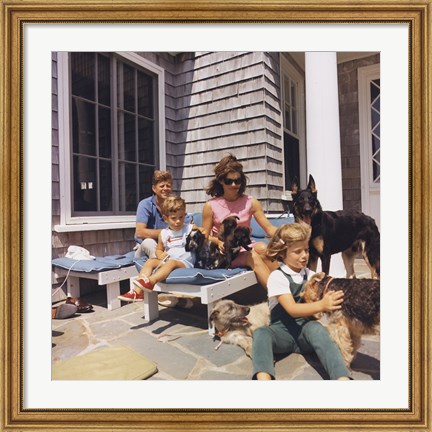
[163,267,249,285]
[189,212,293,243]
[133,256,249,285]
[52,251,138,273]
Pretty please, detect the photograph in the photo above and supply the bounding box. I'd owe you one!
[51,50,382,383]
[1,1,431,431]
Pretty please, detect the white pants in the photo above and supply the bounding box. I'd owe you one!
[134,238,157,259]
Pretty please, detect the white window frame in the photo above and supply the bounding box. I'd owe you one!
[358,63,380,213]
[280,55,307,189]
[55,52,166,232]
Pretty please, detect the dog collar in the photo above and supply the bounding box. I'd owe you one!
[215,329,227,337]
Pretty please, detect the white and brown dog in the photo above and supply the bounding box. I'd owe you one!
[208,299,270,357]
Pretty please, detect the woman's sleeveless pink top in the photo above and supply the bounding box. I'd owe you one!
[209,195,253,237]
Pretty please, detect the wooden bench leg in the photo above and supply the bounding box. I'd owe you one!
[143,291,159,322]
[106,281,121,311]
[207,301,216,336]
[67,276,80,299]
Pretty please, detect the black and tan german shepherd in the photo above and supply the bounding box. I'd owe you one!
[291,175,380,279]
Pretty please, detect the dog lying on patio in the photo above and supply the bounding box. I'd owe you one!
[301,272,380,368]
[208,299,270,357]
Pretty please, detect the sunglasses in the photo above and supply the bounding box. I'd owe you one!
[222,177,242,185]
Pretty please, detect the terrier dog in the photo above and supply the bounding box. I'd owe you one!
[301,272,380,368]
[291,175,380,279]
[208,299,270,357]
[185,229,224,270]
[218,216,252,268]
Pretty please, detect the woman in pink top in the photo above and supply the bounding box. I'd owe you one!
[202,154,278,288]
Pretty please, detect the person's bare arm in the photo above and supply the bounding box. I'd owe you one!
[202,202,224,251]
[155,233,169,260]
[251,197,277,237]
[277,290,344,318]
[135,222,162,241]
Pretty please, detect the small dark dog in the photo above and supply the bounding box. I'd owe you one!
[185,229,224,270]
[209,299,270,357]
[218,216,252,268]
[291,175,380,279]
[301,272,380,368]
[186,217,253,270]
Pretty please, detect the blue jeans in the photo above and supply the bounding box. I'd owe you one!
[252,305,351,380]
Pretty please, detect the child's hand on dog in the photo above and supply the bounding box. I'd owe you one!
[321,290,344,312]
[217,240,226,255]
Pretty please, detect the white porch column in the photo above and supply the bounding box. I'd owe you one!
[305,52,345,276]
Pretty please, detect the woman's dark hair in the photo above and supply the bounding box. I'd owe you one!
[205,154,248,197]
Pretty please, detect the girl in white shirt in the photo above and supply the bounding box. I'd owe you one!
[252,222,352,380]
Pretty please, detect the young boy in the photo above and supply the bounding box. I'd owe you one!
[252,222,352,380]
[119,196,199,302]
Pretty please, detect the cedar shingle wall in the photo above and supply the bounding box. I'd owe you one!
[167,52,284,213]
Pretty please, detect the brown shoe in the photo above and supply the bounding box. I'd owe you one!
[66,297,93,313]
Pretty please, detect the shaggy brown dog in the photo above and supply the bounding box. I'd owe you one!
[301,272,380,368]
[208,299,270,357]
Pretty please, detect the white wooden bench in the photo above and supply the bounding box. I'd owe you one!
[53,265,138,310]
[143,270,258,335]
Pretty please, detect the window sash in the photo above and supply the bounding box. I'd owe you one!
[56,52,166,229]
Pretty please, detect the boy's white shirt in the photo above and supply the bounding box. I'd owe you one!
[160,223,193,261]
[267,263,315,311]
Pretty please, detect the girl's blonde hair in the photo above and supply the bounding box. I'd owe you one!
[161,196,186,216]
[266,222,311,262]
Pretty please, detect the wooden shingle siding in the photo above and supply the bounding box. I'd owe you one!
[168,52,284,213]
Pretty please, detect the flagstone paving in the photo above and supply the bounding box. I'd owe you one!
[52,259,379,380]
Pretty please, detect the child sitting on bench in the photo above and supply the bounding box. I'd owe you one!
[118,196,202,302]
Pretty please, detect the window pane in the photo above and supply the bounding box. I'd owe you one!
[138,165,154,202]
[99,159,112,211]
[118,111,136,161]
[99,106,111,158]
[98,54,111,106]
[72,99,96,156]
[291,81,296,108]
[70,53,158,217]
[137,71,154,118]
[73,155,97,211]
[118,162,137,212]
[118,63,135,112]
[284,77,290,102]
[138,118,154,164]
[71,52,95,100]
[370,79,380,101]
[285,106,291,131]
[372,147,380,182]
[292,109,298,135]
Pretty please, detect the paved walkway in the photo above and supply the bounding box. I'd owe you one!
[52,259,380,380]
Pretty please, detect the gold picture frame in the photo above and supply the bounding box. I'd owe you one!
[1,0,431,431]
